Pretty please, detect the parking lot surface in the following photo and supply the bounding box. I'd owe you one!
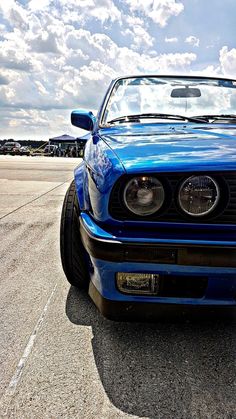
[0,155,236,418]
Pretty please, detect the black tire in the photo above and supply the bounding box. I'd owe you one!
[60,180,89,288]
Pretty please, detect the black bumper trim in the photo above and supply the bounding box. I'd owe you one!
[80,220,236,268]
[89,281,236,321]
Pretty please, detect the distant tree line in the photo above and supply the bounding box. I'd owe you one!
[0,139,47,149]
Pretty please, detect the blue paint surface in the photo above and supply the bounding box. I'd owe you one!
[100,123,236,173]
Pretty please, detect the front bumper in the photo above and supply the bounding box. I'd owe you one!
[80,213,236,317]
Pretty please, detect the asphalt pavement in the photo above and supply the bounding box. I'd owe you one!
[0,155,236,418]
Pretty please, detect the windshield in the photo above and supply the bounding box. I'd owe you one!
[101,76,236,125]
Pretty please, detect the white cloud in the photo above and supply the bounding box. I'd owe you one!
[28,0,51,11]
[165,37,178,43]
[0,1,29,30]
[0,1,15,13]
[29,30,60,53]
[0,23,6,32]
[87,0,122,23]
[0,32,32,71]
[125,15,144,26]
[123,14,154,50]
[124,0,184,27]
[185,36,200,47]
[57,0,121,24]
[35,81,48,95]
[0,108,80,141]
[190,66,220,78]
[122,25,154,50]
[219,46,236,77]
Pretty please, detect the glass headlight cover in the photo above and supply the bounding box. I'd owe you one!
[123,176,165,216]
[178,175,220,217]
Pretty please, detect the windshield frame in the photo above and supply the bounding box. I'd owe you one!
[98,75,236,128]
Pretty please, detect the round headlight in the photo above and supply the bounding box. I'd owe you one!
[124,176,165,216]
[178,175,219,217]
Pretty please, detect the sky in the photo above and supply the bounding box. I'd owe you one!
[0,0,236,141]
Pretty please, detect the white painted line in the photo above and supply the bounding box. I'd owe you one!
[9,284,57,393]
[0,284,57,414]
[0,178,72,221]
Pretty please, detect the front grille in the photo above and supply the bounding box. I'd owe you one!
[109,172,236,224]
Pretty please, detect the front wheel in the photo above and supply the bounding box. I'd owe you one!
[60,180,89,288]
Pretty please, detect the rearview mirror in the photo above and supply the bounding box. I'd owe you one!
[171,87,201,98]
[71,110,97,131]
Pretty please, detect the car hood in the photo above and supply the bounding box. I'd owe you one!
[99,123,236,173]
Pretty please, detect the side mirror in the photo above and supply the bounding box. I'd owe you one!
[71,110,96,131]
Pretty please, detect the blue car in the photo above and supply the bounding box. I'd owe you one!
[60,75,236,320]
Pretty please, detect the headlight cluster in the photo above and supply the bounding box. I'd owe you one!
[178,175,219,217]
[123,175,220,217]
[124,176,165,216]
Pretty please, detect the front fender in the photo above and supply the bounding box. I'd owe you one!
[83,135,125,221]
[74,160,90,211]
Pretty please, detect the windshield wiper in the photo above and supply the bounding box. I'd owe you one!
[107,113,207,125]
[193,114,236,123]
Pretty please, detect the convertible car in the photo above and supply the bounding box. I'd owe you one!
[60,75,236,319]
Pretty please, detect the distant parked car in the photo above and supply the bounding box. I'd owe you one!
[44,144,58,156]
[60,74,236,320]
[1,141,22,155]
[19,146,30,156]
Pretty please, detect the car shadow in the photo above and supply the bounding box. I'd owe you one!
[66,286,236,418]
